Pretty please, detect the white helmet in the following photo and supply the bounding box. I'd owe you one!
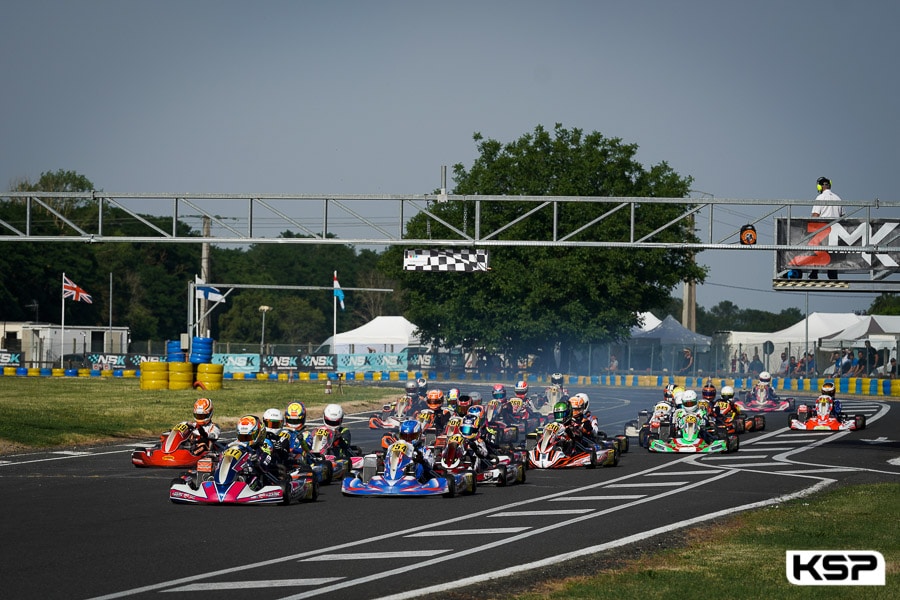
[759,371,771,386]
[720,385,735,401]
[681,389,699,413]
[262,408,283,434]
[323,403,344,427]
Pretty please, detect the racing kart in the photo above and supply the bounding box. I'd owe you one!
[132,421,222,468]
[526,422,618,468]
[788,402,867,431]
[735,386,794,412]
[647,414,738,453]
[436,434,526,486]
[341,440,476,498]
[305,425,353,484]
[169,443,318,505]
[507,397,548,435]
[715,407,766,434]
[368,396,415,430]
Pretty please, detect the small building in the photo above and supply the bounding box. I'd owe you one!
[1,322,130,368]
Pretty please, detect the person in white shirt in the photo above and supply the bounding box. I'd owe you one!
[809,176,843,280]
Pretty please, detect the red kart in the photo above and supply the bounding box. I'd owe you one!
[132,422,221,468]
[788,399,866,431]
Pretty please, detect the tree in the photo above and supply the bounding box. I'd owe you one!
[380,124,707,371]
[869,293,900,315]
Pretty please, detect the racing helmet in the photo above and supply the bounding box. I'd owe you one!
[404,381,418,398]
[701,382,716,402]
[262,408,283,434]
[284,402,307,431]
[491,384,507,401]
[821,381,836,398]
[550,373,564,386]
[447,387,460,404]
[469,391,483,406]
[672,386,686,408]
[681,389,699,413]
[663,384,676,402]
[323,403,344,428]
[416,377,428,393]
[758,371,772,387]
[553,400,571,423]
[193,398,213,425]
[514,380,528,398]
[720,385,735,402]
[236,415,264,447]
[467,405,486,428]
[426,389,445,410]
[460,416,479,440]
[398,419,422,445]
[569,393,590,418]
[455,394,472,416]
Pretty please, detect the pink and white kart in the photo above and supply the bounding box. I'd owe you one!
[436,434,526,486]
[788,398,866,431]
[369,396,414,430]
[735,385,794,413]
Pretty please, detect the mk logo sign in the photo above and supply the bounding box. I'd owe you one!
[786,551,885,586]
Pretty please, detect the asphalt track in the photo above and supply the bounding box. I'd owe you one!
[1,385,897,600]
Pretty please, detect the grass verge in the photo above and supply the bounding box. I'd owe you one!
[507,482,898,599]
[0,377,400,452]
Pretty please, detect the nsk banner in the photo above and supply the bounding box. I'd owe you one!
[776,218,900,273]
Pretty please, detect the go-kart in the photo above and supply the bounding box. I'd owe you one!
[735,386,794,412]
[436,434,526,486]
[368,396,415,430]
[648,414,738,453]
[169,443,318,505]
[306,425,352,484]
[526,422,618,468]
[788,401,866,431]
[507,397,548,435]
[714,405,766,434]
[341,440,476,498]
[132,421,222,468]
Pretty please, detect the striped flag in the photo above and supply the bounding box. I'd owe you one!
[333,271,345,310]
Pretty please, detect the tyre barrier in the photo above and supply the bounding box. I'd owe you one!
[189,336,214,365]
[139,360,169,390]
[168,361,194,390]
[195,362,224,391]
[166,340,186,363]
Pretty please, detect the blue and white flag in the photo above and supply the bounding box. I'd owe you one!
[333,271,345,310]
[195,276,225,303]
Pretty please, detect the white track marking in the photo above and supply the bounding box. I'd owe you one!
[405,527,530,537]
[162,579,343,592]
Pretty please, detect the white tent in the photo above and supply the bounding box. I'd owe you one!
[724,312,865,356]
[818,315,900,351]
[636,311,662,332]
[319,316,420,354]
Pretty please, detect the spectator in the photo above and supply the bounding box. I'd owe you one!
[788,355,798,376]
[678,348,694,375]
[864,340,880,376]
[850,350,866,377]
[840,349,853,375]
[607,354,619,373]
[776,352,790,377]
[887,358,897,379]
[792,354,806,377]
[748,353,764,376]
[805,352,817,376]
[829,351,841,375]
[738,352,749,374]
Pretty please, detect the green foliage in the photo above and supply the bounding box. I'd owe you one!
[380,124,706,368]
[869,293,900,315]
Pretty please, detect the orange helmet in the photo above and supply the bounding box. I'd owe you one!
[569,393,589,417]
[701,382,716,401]
[426,389,444,410]
[193,398,213,425]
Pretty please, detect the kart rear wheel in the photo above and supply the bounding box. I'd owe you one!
[854,415,866,430]
[307,478,319,502]
[726,435,739,453]
[496,464,508,487]
[281,481,293,505]
[516,463,526,484]
[615,434,629,453]
[638,428,650,448]
[322,461,334,485]
[586,449,597,469]
[754,415,766,431]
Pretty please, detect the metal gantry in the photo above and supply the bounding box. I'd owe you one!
[2,191,900,291]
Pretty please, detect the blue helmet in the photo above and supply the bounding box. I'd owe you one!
[399,419,422,444]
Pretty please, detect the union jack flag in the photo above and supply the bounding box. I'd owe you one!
[63,275,93,304]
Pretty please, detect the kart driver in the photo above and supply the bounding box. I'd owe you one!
[184,397,221,455]
[398,419,439,484]
[821,380,842,416]
[323,403,354,459]
[569,393,600,440]
[234,415,275,485]
[672,390,715,443]
[282,401,313,468]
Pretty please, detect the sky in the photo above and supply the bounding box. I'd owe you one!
[2,0,898,319]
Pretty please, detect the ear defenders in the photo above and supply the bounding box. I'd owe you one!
[816,177,831,193]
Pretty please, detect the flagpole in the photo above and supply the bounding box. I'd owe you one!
[60,272,65,368]
[333,271,337,354]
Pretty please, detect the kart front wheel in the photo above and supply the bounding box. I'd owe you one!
[854,415,867,430]
[496,464,508,487]
[443,476,457,498]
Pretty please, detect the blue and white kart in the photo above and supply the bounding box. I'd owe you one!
[341,440,475,498]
